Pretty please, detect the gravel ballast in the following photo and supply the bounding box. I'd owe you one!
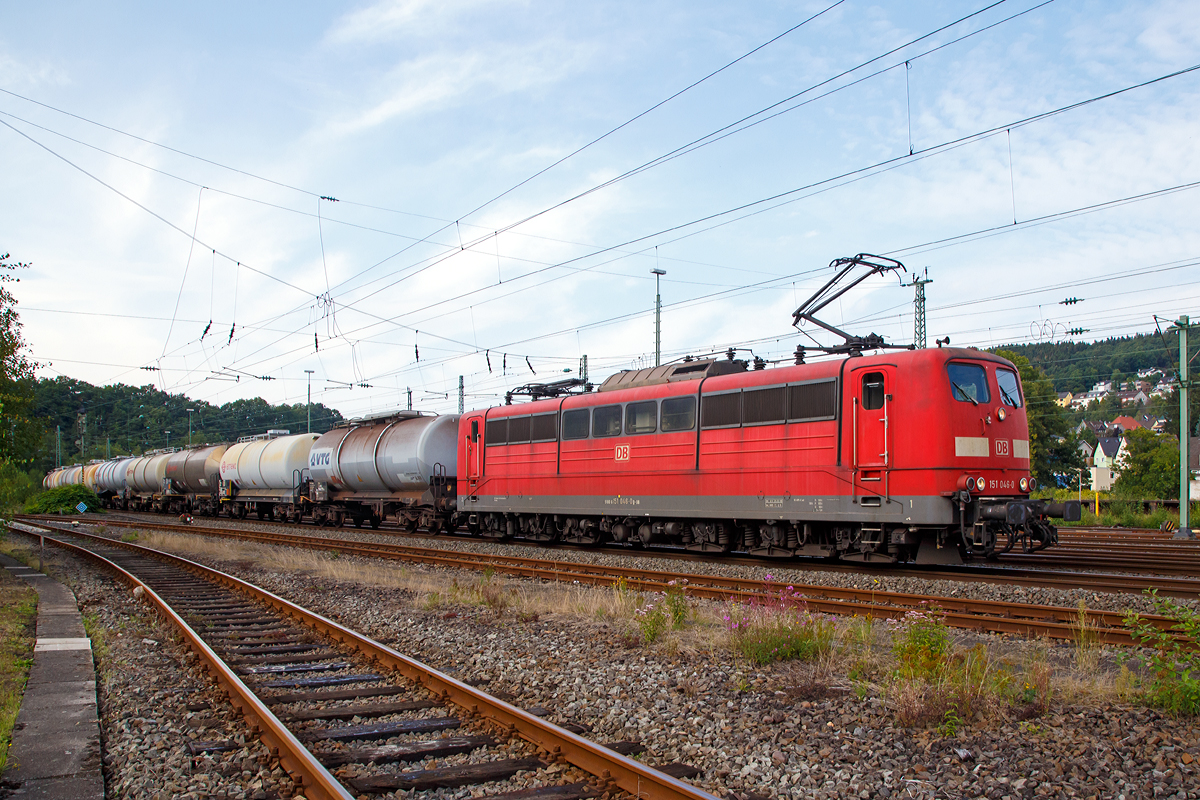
[9,520,1200,800]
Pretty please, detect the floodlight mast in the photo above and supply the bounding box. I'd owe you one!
[791,253,915,360]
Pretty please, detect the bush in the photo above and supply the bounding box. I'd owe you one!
[886,605,1014,730]
[1124,590,1200,715]
[23,485,103,515]
[0,461,39,516]
[889,606,952,680]
[635,593,669,644]
[725,579,835,665]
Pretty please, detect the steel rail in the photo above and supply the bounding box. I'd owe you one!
[91,515,1200,597]
[12,520,723,800]
[6,522,354,800]
[22,516,1171,647]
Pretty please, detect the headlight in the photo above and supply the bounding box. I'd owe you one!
[1020,477,1029,492]
[997,407,1007,421]
[965,476,977,491]
[977,475,986,492]
[1029,478,1037,491]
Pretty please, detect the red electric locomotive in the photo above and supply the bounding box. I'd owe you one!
[457,255,1079,563]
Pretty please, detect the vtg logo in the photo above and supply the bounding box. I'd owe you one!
[310,450,332,468]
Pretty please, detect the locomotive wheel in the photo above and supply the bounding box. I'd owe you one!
[353,516,364,528]
[686,521,731,554]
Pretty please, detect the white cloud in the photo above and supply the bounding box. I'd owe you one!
[0,49,68,88]
[326,0,513,46]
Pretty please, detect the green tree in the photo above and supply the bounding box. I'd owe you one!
[0,254,40,464]
[995,350,1084,487]
[1113,427,1179,500]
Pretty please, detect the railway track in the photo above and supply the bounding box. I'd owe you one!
[39,511,1200,599]
[7,519,720,800]
[19,515,1180,647]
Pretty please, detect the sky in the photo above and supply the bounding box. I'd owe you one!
[2,0,1199,421]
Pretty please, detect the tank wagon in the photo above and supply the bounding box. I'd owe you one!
[218,432,318,521]
[306,411,459,530]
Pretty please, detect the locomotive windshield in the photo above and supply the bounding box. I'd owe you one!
[997,369,1023,407]
[947,363,990,405]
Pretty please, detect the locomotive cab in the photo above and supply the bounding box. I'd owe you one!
[900,349,1080,560]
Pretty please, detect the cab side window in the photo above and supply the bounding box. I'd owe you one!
[862,372,885,411]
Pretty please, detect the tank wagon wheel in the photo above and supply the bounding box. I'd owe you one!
[291,511,303,524]
[369,514,382,529]
[401,516,419,533]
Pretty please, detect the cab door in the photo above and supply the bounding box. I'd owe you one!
[854,369,890,482]
[465,417,483,491]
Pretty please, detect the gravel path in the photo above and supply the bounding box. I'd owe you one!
[11,520,1200,800]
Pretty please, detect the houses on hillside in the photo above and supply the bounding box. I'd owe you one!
[1065,375,1172,411]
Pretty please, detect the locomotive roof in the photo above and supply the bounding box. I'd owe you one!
[597,357,748,392]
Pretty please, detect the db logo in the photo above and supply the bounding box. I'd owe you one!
[614,444,631,462]
[995,439,1010,457]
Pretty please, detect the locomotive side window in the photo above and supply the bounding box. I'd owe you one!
[788,379,837,421]
[947,363,990,405]
[862,373,885,411]
[485,417,508,446]
[530,413,558,442]
[743,386,786,425]
[471,420,479,441]
[701,391,741,429]
[562,409,590,440]
[508,416,531,444]
[593,405,623,437]
[626,401,657,434]
[661,396,697,431]
[996,369,1023,407]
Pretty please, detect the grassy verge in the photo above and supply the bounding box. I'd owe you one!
[0,562,37,772]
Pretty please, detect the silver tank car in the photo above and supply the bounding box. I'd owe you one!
[306,411,459,529]
[165,445,228,494]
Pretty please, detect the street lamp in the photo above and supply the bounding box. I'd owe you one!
[651,267,666,367]
[305,370,315,433]
[187,408,195,447]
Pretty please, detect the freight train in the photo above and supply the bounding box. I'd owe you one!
[43,346,1080,564]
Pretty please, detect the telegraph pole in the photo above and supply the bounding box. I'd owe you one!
[651,268,666,366]
[458,376,464,414]
[904,268,933,349]
[187,408,194,446]
[1173,315,1197,539]
[304,369,315,433]
[407,387,412,410]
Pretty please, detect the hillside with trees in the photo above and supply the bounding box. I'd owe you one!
[31,377,346,475]
[992,333,1178,395]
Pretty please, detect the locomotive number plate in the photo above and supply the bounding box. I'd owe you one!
[614,444,631,462]
[994,439,1010,457]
